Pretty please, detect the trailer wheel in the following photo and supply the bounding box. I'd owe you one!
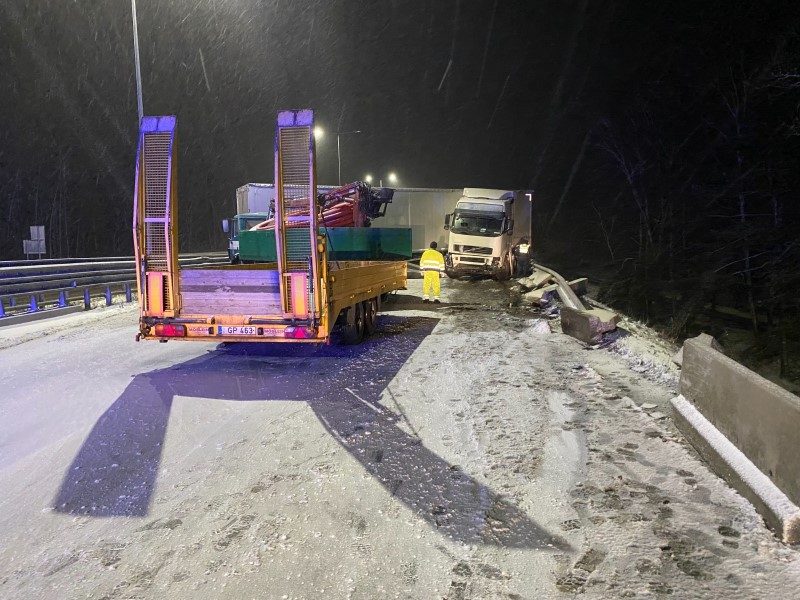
[364,298,378,336]
[341,302,365,345]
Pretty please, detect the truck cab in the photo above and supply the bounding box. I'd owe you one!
[444,188,530,280]
[223,212,270,263]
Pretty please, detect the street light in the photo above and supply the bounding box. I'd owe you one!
[388,172,398,185]
[130,0,144,123]
[364,174,373,184]
[336,130,361,185]
[313,126,324,140]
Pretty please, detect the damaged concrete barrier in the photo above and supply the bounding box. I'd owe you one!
[671,332,724,367]
[522,283,559,306]
[560,306,620,345]
[672,336,800,543]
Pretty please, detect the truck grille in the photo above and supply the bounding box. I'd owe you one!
[460,245,492,255]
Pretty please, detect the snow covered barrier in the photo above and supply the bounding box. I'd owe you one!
[673,337,800,542]
[671,396,800,543]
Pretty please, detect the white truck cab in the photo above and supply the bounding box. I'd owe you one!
[443,188,532,280]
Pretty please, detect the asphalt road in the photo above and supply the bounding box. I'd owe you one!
[1,279,798,599]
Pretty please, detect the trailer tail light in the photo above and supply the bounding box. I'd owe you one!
[154,323,186,337]
[284,326,317,339]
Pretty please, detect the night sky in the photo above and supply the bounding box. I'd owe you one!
[0,1,798,259]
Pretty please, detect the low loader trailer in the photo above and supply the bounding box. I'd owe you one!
[133,110,407,344]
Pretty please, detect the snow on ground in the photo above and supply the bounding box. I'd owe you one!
[0,279,798,599]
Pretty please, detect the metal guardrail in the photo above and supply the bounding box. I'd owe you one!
[0,252,222,269]
[0,253,227,320]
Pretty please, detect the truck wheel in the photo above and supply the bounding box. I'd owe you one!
[364,298,378,336]
[341,303,365,345]
[495,261,512,281]
[445,269,459,280]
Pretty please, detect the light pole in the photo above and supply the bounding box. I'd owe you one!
[336,130,361,185]
[131,0,144,124]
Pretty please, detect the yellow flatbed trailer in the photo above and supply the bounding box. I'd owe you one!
[133,111,406,344]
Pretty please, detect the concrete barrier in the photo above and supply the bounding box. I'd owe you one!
[560,306,620,345]
[674,336,800,542]
[0,305,84,327]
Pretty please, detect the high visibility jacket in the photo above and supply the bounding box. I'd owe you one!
[420,248,445,272]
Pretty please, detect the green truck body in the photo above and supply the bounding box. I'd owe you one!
[239,227,412,262]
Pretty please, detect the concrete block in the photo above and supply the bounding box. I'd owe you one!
[672,395,800,543]
[560,306,620,344]
[522,284,558,305]
[680,338,800,511]
[519,270,553,291]
[672,332,724,367]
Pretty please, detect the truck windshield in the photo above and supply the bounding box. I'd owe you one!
[450,210,504,237]
[241,217,266,231]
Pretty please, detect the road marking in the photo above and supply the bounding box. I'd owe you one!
[345,387,386,415]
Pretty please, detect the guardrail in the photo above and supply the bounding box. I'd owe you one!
[0,253,227,322]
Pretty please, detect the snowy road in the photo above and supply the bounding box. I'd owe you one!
[1,279,799,599]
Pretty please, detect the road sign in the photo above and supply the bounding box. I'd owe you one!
[23,225,46,259]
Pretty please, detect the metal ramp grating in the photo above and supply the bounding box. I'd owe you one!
[143,132,171,272]
[278,127,312,263]
[274,109,319,319]
[133,115,178,316]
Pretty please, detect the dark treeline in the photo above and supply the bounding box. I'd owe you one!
[536,4,800,383]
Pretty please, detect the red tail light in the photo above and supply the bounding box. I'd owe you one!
[284,326,317,339]
[154,323,186,337]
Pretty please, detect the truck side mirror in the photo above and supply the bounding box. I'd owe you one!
[444,213,451,230]
[221,219,230,234]
[506,219,514,234]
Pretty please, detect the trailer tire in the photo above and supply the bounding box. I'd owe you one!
[364,298,378,336]
[341,302,365,345]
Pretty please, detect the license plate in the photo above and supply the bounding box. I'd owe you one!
[217,326,257,336]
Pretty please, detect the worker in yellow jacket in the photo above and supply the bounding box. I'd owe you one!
[420,241,445,303]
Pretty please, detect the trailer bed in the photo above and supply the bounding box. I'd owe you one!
[137,260,406,343]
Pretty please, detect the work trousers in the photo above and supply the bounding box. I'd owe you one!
[423,270,441,299]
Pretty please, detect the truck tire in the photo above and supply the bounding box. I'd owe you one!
[341,302,365,345]
[494,260,512,281]
[364,298,378,336]
[445,268,459,280]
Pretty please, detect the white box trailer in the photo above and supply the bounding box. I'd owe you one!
[235,183,275,214]
[379,187,462,251]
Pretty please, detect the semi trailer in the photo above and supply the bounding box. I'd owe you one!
[133,110,407,345]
